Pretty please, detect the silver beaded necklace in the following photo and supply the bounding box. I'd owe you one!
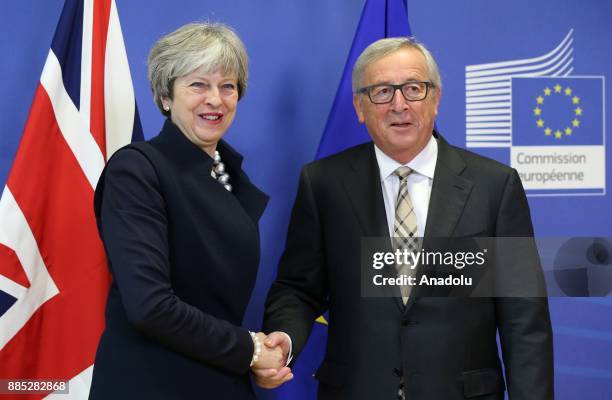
[211,150,232,192]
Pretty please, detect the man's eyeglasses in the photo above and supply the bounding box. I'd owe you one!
[357,81,434,104]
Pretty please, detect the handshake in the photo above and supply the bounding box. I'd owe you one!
[249,331,294,389]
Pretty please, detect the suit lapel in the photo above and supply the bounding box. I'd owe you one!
[423,133,473,239]
[403,133,474,315]
[340,137,474,240]
[341,144,388,239]
[341,144,405,312]
[340,136,475,314]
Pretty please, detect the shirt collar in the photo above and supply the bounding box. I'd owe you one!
[374,134,438,181]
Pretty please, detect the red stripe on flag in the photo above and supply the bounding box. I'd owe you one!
[0,85,110,389]
[90,0,112,157]
[0,244,30,289]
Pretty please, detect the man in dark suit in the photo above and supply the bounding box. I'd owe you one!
[254,37,553,399]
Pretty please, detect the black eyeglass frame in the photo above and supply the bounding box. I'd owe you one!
[357,81,435,104]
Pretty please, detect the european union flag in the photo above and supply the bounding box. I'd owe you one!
[315,0,411,159]
[512,76,604,146]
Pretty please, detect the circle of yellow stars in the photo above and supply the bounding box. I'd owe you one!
[533,83,582,140]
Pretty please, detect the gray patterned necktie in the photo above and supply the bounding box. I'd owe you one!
[393,166,418,304]
[393,167,418,400]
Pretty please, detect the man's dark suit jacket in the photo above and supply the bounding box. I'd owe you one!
[264,131,553,400]
[89,120,268,399]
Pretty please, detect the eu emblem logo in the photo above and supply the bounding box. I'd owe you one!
[510,76,605,195]
[512,77,603,146]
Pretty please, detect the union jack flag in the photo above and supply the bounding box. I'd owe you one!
[0,0,141,398]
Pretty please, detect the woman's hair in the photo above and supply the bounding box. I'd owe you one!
[148,22,248,115]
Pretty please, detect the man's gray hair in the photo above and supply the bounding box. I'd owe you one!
[147,22,248,115]
[352,37,442,92]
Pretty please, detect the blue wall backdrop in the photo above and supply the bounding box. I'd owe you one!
[1,1,610,399]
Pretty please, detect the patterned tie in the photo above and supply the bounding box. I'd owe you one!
[393,167,418,400]
[393,166,419,304]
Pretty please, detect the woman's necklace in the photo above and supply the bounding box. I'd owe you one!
[211,150,232,192]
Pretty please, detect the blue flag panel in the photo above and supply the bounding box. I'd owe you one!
[512,77,604,146]
[315,0,411,159]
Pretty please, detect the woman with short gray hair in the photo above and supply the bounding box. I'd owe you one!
[148,22,249,114]
[89,22,282,399]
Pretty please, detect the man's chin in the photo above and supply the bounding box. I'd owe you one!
[390,136,421,151]
[381,137,429,163]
